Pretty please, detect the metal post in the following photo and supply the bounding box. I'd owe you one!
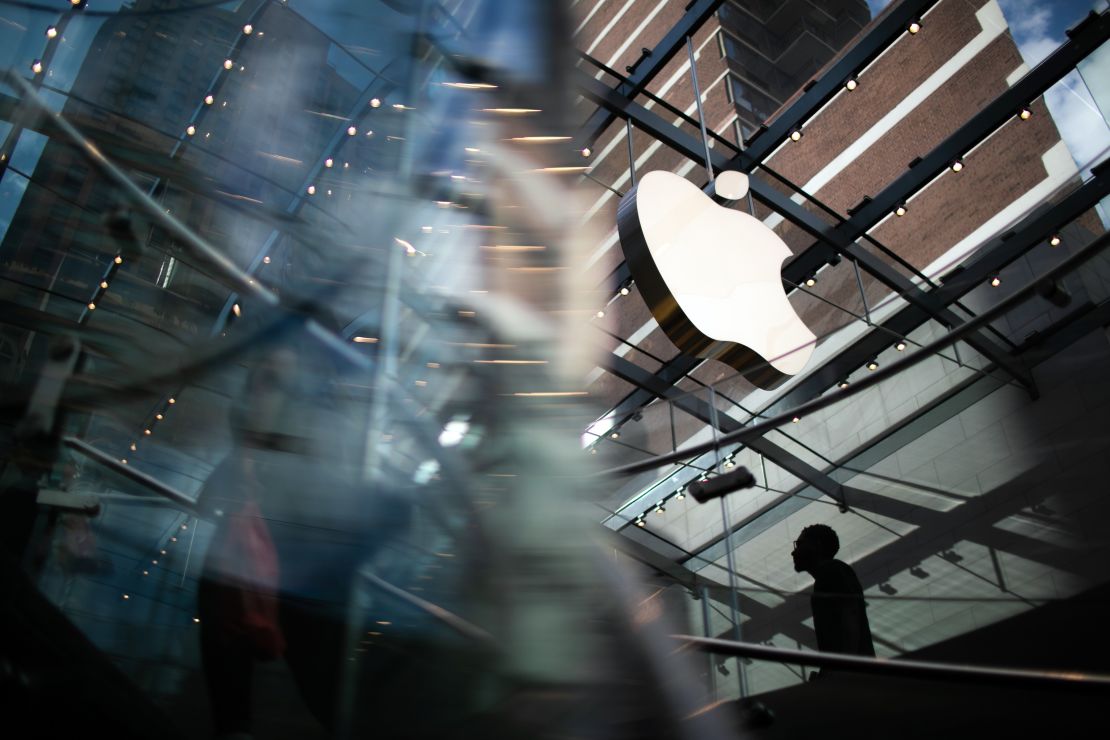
[707,386,746,697]
[700,585,716,699]
[626,118,637,188]
[853,257,871,325]
[685,35,714,183]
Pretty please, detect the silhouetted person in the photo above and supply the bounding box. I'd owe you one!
[791,524,874,664]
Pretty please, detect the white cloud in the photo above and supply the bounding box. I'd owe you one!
[1044,70,1110,174]
[997,0,1110,174]
[997,0,1055,64]
[866,0,893,16]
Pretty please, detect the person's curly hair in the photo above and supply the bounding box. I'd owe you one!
[799,524,839,559]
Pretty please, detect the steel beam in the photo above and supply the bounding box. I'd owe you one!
[603,351,848,508]
[738,0,940,165]
[575,0,726,152]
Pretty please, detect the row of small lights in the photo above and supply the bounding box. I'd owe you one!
[594,280,634,319]
[120,392,178,465]
[183,22,267,139]
[307,97,384,196]
[84,253,125,313]
[122,515,196,625]
[778,19,927,145]
[776,16,1037,171]
[631,454,757,527]
[30,1,89,76]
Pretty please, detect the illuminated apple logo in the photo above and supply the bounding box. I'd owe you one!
[616,170,815,390]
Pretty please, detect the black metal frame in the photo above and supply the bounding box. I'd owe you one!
[576,6,1110,481]
[573,0,727,153]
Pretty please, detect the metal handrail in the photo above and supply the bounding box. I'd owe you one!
[63,436,198,514]
[675,635,1110,692]
[359,569,497,649]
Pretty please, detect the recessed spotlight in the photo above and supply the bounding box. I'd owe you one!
[1019,106,1032,121]
[789,128,803,142]
[895,340,907,351]
[838,379,850,389]
[581,147,592,157]
[894,204,907,217]
[908,20,922,34]
[950,159,963,172]
[1049,235,1061,247]
[867,360,879,371]
[845,77,858,91]
[990,276,1001,287]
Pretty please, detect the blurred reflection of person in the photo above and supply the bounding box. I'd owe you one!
[195,336,406,737]
[791,524,875,669]
[195,345,298,739]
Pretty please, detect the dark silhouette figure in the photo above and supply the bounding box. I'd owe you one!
[791,524,875,661]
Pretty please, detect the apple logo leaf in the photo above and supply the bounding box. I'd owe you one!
[616,170,816,390]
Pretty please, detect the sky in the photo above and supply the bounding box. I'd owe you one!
[995,0,1110,174]
[866,0,1109,175]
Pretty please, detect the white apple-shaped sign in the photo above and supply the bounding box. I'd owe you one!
[616,170,815,390]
